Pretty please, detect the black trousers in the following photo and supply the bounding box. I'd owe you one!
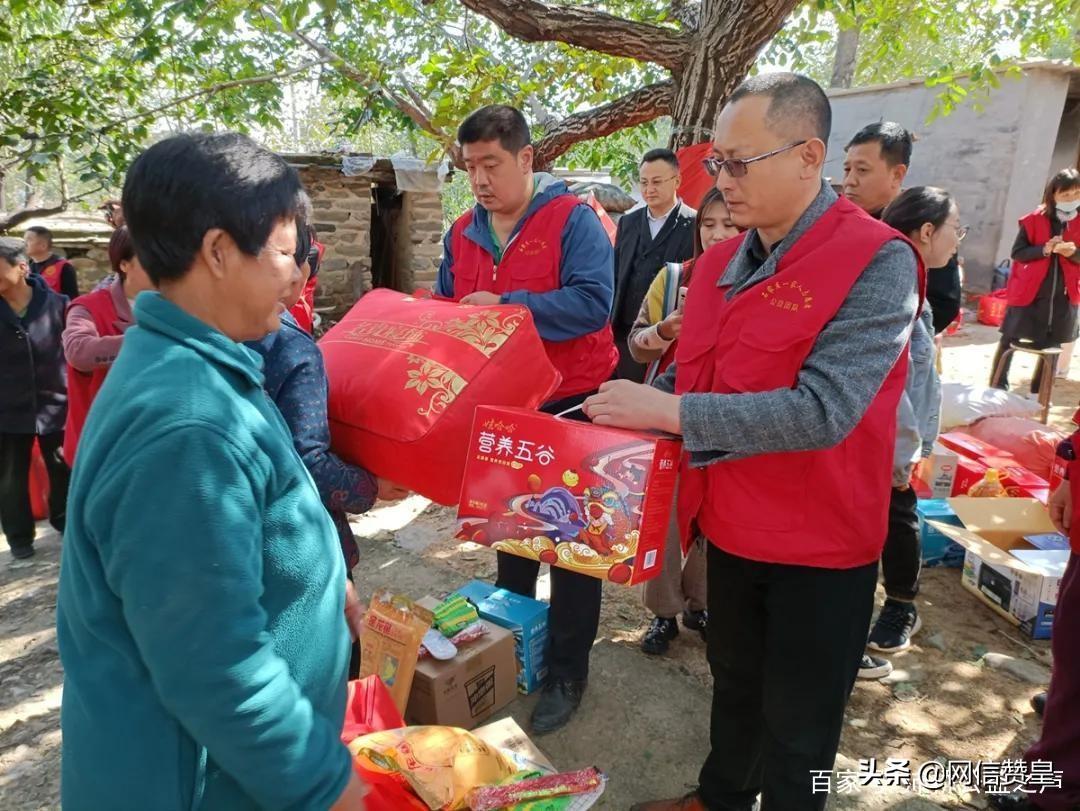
[0,431,70,552]
[697,543,878,811]
[494,388,603,683]
[881,486,921,602]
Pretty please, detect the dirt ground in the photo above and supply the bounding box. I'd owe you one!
[0,314,1073,810]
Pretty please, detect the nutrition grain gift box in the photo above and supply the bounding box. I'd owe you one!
[456,406,681,585]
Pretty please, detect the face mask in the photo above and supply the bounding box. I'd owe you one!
[1056,199,1080,219]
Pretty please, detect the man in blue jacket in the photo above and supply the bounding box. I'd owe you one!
[436,105,617,735]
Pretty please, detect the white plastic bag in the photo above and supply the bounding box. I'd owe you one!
[939,382,1040,430]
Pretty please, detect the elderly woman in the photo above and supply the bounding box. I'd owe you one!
[56,133,366,810]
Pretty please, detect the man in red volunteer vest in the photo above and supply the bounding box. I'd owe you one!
[584,73,923,811]
[436,104,618,735]
[25,226,79,299]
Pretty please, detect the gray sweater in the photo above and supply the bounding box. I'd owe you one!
[654,182,919,467]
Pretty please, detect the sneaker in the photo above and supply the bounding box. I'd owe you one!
[9,544,35,561]
[641,616,679,655]
[682,609,708,641]
[530,679,585,735]
[858,653,893,680]
[867,599,922,653]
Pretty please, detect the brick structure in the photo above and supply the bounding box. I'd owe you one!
[284,154,446,324]
[4,214,114,290]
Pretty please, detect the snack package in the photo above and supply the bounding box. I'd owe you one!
[359,592,434,713]
[468,767,606,810]
[348,725,517,811]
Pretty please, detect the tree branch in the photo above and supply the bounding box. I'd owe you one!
[0,184,106,233]
[455,0,691,70]
[259,6,461,162]
[532,80,674,169]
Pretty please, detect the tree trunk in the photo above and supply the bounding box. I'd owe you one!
[830,26,860,88]
[669,0,802,150]
[23,166,40,209]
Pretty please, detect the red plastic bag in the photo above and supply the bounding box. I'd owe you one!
[341,677,427,811]
[320,290,560,505]
[29,439,49,521]
[977,289,1009,326]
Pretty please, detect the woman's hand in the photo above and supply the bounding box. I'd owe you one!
[344,579,365,642]
[657,309,683,341]
[1048,481,1072,536]
[1054,241,1077,258]
[376,479,410,502]
[1044,236,1063,256]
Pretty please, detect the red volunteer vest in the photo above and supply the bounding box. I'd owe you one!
[289,274,318,334]
[449,195,618,400]
[1006,210,1080,307]
[63,288,123,466]
[38,258,68,294]
[675,198,925,569]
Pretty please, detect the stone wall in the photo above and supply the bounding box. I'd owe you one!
[55,242,111,292]
[298,165,373,319]
[394,190,444,292]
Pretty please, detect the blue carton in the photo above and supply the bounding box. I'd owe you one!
[454,580,549,695]
[917,498,965,567]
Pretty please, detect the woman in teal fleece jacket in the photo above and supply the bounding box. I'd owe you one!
[55,133,366,810]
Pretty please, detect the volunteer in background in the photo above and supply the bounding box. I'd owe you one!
[863,187,960,667]
[584,73,922,811]
[613,148,697,382]
[0,236,70,561]
[988,451,1080,810]
[61,226,154,465]
[247,217,409,676]
[628,187,739,656]
[24,225,80,299]
[56,133,366,810]
[436,104,617,735]
[991,168,1080,392]
[287,223,323,333]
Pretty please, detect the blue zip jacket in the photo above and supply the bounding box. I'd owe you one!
[56,292,352,810]
[435,173,614,342]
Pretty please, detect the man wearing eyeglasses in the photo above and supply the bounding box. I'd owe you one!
[584,73,923,811]
[612,149,697,382]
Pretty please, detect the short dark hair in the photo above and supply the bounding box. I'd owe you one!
[641,148,679,172]
[24,225,53,245]
[122,132,306,284]
[108,226,136,278]
[882,186,955,235]
[457,105,531,154]
[728,72,831,144]
[1043,168,1080,213]
[0,237,27,266]
[846,121,915,167]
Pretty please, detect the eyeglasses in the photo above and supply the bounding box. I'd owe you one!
[639,175,679,189]
[955,224,969,242]
[702,141,808,179]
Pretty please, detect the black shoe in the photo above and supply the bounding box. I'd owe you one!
[989,792,1039,810]
[682,609,708,641]
[531,679,585,735]
[858,653,893,680]
[1031,691,1047,718]
[641,616,679,655]
[867,599,922,653]
[9,544,35,560]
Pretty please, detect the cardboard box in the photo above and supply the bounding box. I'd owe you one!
[937,432,1015,463]
[913,442,961,499]
[454,580,549,695]
[456,406,682,585]
[929,498,1068,639]
[406,614,517,730]
[916,499,965,567]
[952,456,990,496]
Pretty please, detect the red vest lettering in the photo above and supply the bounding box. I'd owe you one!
[675,198,925,569]
[63,288,123,466]
[1006,210,1080,308]
[448,195,618,400]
